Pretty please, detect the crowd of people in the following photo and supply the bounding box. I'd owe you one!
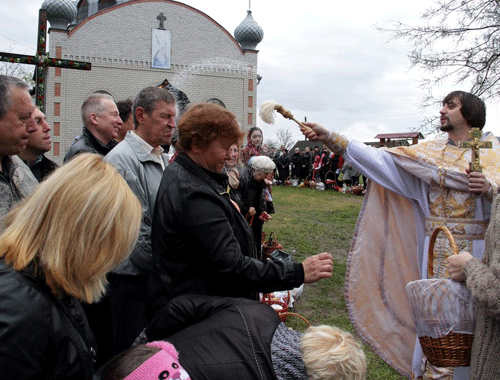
[0,74,371,380]
[2,71,500,380]
[248,141,367,191]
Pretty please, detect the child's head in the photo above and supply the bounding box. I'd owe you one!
[301,326,366,380]
[99,341,191,380]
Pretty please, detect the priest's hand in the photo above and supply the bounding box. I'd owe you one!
[448,251,473,282]
[467,169,491,195]
[300,122,330,142]
[302,252,333,283]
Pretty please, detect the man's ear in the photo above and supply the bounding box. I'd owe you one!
[135,107,146,124]
[89,112,98,125]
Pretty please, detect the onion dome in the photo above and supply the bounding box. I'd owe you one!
[41,0,77,30]
[234,10,264,50]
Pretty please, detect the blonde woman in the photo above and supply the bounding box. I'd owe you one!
[0,153,142,380]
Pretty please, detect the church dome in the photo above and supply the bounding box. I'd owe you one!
[234,10,264,50]
[41,0,77,30]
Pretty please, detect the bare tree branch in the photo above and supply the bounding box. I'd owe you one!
[376,0,500,133]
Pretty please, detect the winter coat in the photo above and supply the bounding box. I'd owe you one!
[145,295,281,380]
[64,127,117,162]
[146,152,304,321]
[0,259,96,379]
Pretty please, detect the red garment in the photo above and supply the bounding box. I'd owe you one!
[240,143,262,165]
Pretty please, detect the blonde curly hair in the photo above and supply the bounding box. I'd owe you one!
[301,325,366,380]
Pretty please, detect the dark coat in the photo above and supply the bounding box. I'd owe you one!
[239,175,267,217]
[300,152,312,168]
[0,259,96,379]
[145,295,281,380]
[64,127,117,162]
[146,152,304,321]
[28,154,59,182]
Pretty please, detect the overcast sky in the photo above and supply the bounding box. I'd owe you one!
[2,0,499,145]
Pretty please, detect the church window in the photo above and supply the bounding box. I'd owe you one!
[206,98,226,108]
[98,0,117,12]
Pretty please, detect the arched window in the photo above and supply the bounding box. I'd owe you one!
[206,98,226,108]
[98,0,116,12]
[76,0,89,24]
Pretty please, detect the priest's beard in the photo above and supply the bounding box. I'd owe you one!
[440,123,454,132]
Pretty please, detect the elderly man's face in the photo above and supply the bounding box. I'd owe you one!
[0,86,36,157]
[137,100,176,148]
[94,99,123,143]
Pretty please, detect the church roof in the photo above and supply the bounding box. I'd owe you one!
[42,0,77,29]
[234,10,264,50]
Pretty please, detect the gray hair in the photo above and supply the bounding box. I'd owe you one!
[81,93,115,127]
[133,86,175,127]
[0,75,30,119]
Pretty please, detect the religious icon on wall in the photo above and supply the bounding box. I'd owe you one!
[152,29,171,69]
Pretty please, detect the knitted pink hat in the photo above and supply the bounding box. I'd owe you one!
[124,341,191,380]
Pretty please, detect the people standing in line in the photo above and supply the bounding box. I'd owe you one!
[105,87,176,357]
[116,98,134,142]
[300,90,500,379]
[18,107,58,182]
[146,103,333,321]
[0,154,142,380]
[0,75,38,221]
[64,92,123,162]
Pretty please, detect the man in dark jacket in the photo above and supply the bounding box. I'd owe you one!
[277,146,290,184]
[18,107,58,182]
[300,146,313,181]
[64,92,123,162]
[290,147,302,179]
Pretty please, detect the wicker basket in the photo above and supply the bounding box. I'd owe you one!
[412,226,474,367]
[262,231,278,259]
[262,291,290,322]
[419,332,474,367]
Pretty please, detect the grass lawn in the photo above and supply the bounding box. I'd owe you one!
[264,185,406,380]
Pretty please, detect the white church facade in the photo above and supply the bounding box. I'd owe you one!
[41,0,264,163]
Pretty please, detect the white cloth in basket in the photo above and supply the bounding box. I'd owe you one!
[406,278,476,339]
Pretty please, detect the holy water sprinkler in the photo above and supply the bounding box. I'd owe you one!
[259,100,310,130]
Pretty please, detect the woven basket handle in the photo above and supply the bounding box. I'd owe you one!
[267,231,277,245]
[279,312,311,326]
[427,226,459,278]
